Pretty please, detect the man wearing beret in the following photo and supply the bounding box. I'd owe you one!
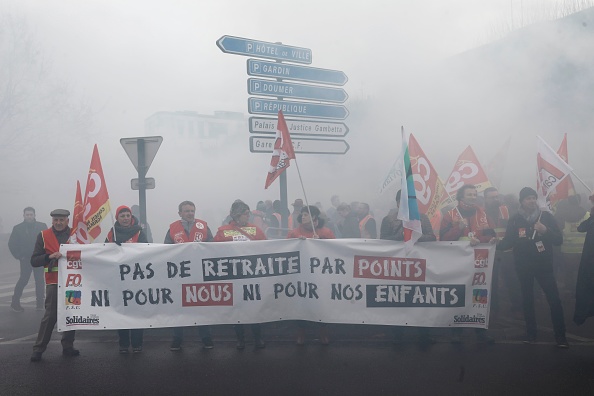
[30,209,79,362]
[497,187,568,348]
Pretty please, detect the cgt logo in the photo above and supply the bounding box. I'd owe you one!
[65,290,82,306]
[66,250,82,270]
[66,273,82,287]
[474,249,489,268]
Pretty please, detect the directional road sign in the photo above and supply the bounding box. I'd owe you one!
[247,59,348,86]
[250,136,350,155]
[248,78,348,103]
[249,117,349,137]
[217,35,312,64]
[248,98,348,120]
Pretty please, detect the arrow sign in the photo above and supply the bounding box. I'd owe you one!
[249,117,349,137]
[217,35,312,64]
[247,59,348,86]
[248,78,348,103]
[250,136,350,155]
[248,98,348,120]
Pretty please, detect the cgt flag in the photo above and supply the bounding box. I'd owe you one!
[398,128,422,252]
[69,180,90,244]
[536,135,573,211]
[264,111,296,189]
[83,144,111,241]
[444,145,493,195]
[549,133,576,207]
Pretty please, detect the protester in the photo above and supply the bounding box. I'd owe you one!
[336,203,361,238]
[289,199,304,230]
[380,190,436,344]
[573,193,594,326]
[357,202,377,239]
[440,184,496,343]
[30,209,78,362]
[497,187,568,348]
[9,207,47,312]
[251,201,270,234]
[214,201,267,349]
[286,205,334,345]
[483,187,520,319]
[106,205,148,354]
[165,201,215,351]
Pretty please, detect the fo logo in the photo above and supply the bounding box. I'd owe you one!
[66,250,82,270]
[65,290,82,305]
[474,249,489,268]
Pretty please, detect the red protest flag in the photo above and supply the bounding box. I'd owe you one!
[549,133,576,206]
[408,134,445,220]
[444,146,493,195]
[70,180,90,244]
[83,144,111,241]
[536,135,573,211]
[264,111,296,189]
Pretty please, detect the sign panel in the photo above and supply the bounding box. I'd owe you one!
[120,136,163,173]
[249,117,349,137]
[58,240,494,330]
[217,35,312,64]
[248,78,348,103]
[247,59,348,86]
[250,136,350,154]
[131,178,155,190]
[248,98,348,120]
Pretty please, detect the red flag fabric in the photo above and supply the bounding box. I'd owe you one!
[264,111,296,189]
[536,136,573,211]
[444,146,493,195]
[549,133,576,206]
[83,144,111,241]
[70,180,90,244]
[408,134,445,220]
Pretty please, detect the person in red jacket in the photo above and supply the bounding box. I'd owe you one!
[30,209,78,362]
[287,205,333,345]
[214,201,266,349]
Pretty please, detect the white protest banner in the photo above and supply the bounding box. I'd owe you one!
[57,239,494,331]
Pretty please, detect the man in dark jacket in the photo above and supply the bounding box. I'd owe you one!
[497,187,568,347]
[573,194,594,325]
[9,207,47,312]
[30,209,79,362]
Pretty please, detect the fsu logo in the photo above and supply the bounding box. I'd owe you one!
[66,250,82,270]
[474,249,489,268]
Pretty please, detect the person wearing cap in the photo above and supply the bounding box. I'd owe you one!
[497,187,568,347]
[106,205,148,354]
[287,205,334,345]
[30,209,78,362]
[214,201,267,349]
[9,207,48,313]
[440,184,496,344]
[165,200,215,352]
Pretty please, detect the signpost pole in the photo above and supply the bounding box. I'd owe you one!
[137,138,147,226]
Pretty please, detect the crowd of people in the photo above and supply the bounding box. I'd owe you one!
[7,184,594,362]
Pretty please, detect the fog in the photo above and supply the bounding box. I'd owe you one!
[1,0,593,240]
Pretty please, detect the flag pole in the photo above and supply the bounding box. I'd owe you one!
[292,158,318,238]
[570,170,593,194]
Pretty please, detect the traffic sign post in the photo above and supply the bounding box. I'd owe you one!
[249,117,349,137]
[248,98,349,119]
[248,78,348,103]
[250,136,350,155]
[247,59,347,86]
[217,36,312,64]
[120,136,163,227]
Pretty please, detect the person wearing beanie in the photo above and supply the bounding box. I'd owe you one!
[105,205,148,354]
[213,200,267,349]
[497,187,568,348]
